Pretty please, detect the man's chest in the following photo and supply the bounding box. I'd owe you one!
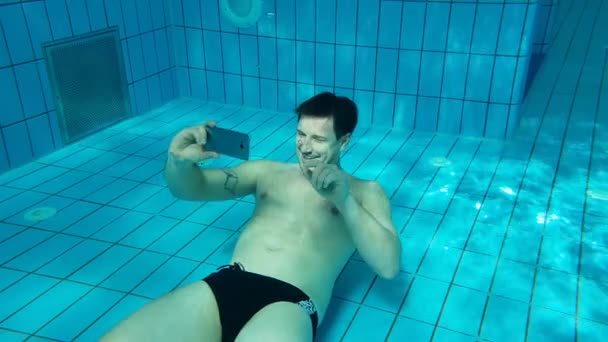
[256,170,342,216]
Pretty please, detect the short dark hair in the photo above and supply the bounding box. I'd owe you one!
[295,92,358,140]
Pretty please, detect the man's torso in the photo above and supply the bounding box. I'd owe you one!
[230,162,366,321]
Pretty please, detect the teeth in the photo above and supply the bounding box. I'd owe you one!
[302,157,318,166]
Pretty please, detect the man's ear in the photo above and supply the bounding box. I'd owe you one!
[339,133,351,152]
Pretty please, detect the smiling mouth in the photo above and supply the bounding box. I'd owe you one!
[301,157,319,171]
[301,157,318,163]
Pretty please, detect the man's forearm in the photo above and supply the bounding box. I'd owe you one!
[337,193,401,279]
[164,152,205,199]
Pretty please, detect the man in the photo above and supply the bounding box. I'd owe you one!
[101,92,402,341]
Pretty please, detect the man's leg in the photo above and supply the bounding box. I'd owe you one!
[100,281,222,342]
[235,302,314,342]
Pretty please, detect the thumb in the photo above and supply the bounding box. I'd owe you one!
[201,151,220,160]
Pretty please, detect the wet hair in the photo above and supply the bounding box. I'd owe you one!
[295,92,358,140]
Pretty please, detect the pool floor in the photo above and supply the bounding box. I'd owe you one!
[0,95,606,341]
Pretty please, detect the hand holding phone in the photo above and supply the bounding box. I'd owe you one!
[168,121,220,164]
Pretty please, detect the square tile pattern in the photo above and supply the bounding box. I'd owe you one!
[1,0,607,341]
[0,0,569,174]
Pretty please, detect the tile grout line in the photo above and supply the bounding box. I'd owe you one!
[411,2,428,133]
[433,2,454,133]
[389,0,405,127]
[504,0,532,140]
[457,1,478,135]
[481,2,507,138]
[369,0,383,125]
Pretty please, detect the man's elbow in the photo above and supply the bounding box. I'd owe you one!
[165,182,188,200]
[378,262,400,280]
[164,169,200,201]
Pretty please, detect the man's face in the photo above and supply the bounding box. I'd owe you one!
[296,115,349,176]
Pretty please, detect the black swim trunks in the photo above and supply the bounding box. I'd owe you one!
[203,262,319,342]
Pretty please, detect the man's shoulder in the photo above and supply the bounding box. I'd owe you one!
[348,177,389,202]
[244,159,293,178]
[348,175,379,188]
[244,159,285,168]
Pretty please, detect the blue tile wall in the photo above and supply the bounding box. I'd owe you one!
[527,0,574,96]
[0,0,176,173]
[173,0,542,140]
[534,0,574,55]
[0,0,551,174]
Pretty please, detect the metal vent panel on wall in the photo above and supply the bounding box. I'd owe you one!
[43,27,131,144]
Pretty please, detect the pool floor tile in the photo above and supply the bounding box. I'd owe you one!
[438,285,486,336]
[342,306,395,342]
[528,306,576,341]
[386,316,434,342]
[480,294,528,342]
[399,276,449,325]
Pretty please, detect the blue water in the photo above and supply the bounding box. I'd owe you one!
[1,0,608,341]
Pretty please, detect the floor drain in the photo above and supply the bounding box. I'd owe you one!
[24,207,57,221]
[431,157,451,167]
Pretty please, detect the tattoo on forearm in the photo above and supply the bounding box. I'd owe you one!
[222,169,239,194]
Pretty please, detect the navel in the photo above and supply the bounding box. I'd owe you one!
[330,206,340,215]
[265,245,284,252]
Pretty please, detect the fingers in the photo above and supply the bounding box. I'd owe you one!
[169,130,193,151]
[186,145,220,163]
[310,167,317,184]
[321,168,335,189]
[311,165,323,187]
[188,120,217,146]
[198,120,217,145]
[322,172,335,189]
[311,165,334,190]
[169,121,220,162]
[193,126,207,145]
[201,150,220,160]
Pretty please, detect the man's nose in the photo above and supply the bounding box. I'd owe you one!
[300,140,312,153]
